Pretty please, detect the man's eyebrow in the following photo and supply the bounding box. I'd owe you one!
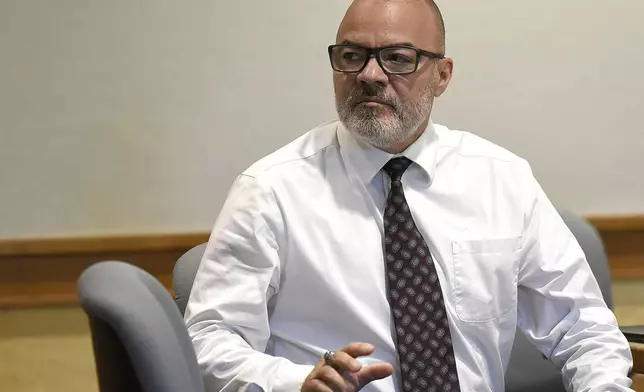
[339,39,417,47]
[389,42,416,47]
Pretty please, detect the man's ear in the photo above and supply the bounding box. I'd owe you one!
[434,57,454,97]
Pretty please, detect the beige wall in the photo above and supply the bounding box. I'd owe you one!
[1,0,643,239]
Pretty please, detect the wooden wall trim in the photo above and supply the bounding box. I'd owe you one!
[0,232,209,256]
[587,215,644,232]
[1,215,643,308]
[0,233,209,309]
[587,215,644,281]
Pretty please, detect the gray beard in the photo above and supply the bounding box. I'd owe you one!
[336,86,434,151]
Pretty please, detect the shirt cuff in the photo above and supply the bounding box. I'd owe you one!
[274,362,315,392]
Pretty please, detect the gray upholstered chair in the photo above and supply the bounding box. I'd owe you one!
[78,261,205,392]
[171,210,614,391]
[174,242,208,316]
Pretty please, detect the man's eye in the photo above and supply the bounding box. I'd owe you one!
[342,52,362,61]
[384,53,414,64]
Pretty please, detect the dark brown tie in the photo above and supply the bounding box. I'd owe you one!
[383,157,461,392]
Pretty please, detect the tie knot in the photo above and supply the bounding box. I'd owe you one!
[383,157,413,180]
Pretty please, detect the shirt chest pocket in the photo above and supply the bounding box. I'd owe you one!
[451,237,522,323]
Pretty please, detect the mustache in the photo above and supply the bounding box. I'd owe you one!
[345,84,400,110]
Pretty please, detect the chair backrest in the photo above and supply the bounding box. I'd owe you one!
[558,209,612,308]
[504,209,612,392]
[172,211,611,392]
[77,261,205,392]
[173,243,208,315]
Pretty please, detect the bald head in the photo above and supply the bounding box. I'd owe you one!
[425,0,446,52]
[339,0,446,53]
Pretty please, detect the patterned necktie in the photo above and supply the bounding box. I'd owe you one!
[382,157,460,392]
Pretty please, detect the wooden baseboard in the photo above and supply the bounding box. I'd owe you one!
[1,215,643,308]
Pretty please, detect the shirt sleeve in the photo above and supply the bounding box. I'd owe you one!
[517,173,634,392]
[184,174,314,392]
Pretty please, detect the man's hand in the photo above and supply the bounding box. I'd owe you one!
[301,343,394,392]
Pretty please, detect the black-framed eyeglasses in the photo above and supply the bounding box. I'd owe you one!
[328,44,444,75]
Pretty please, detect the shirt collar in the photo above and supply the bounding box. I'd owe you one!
[338,120,438,186]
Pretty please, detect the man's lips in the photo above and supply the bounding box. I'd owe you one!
[354,97,391,107]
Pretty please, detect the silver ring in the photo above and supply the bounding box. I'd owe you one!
[323,350,335,366]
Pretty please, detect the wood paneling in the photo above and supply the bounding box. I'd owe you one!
[632,343,644,391]
[632,343,644,375]
[0,215,643,308]
[0,233,208,308]
[588,215,644,280]
[633,373,644,392]
[0,232,208,256]
[588,215,644,232]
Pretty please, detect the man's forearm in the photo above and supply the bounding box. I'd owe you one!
[552,308,633,391]
[190,326,314,392]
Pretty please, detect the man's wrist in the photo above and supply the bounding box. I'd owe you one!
[274,362,315,392]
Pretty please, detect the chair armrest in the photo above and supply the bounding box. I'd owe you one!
[624,326,644,391]
[623,326,644,374]
[631,343,644,375]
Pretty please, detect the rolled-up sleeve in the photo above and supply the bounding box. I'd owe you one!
[517,175,633,391]
[185,174,313,392]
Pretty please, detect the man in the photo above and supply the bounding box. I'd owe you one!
[185,0,634,391]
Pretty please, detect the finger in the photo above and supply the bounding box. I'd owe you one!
[317,366,352,391]
[356,363,394,386]
[304,378,334,392]
[338,342,375,358]
[327,350,362,373]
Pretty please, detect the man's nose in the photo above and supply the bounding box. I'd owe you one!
[356,57,388,86]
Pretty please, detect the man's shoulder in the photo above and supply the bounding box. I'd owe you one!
[242,119,341,179]
[435,123,528,165]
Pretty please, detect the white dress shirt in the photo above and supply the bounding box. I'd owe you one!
[185,120,633,392]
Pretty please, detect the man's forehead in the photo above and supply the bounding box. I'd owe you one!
[337,35,422,49]
[336,0,438,49]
